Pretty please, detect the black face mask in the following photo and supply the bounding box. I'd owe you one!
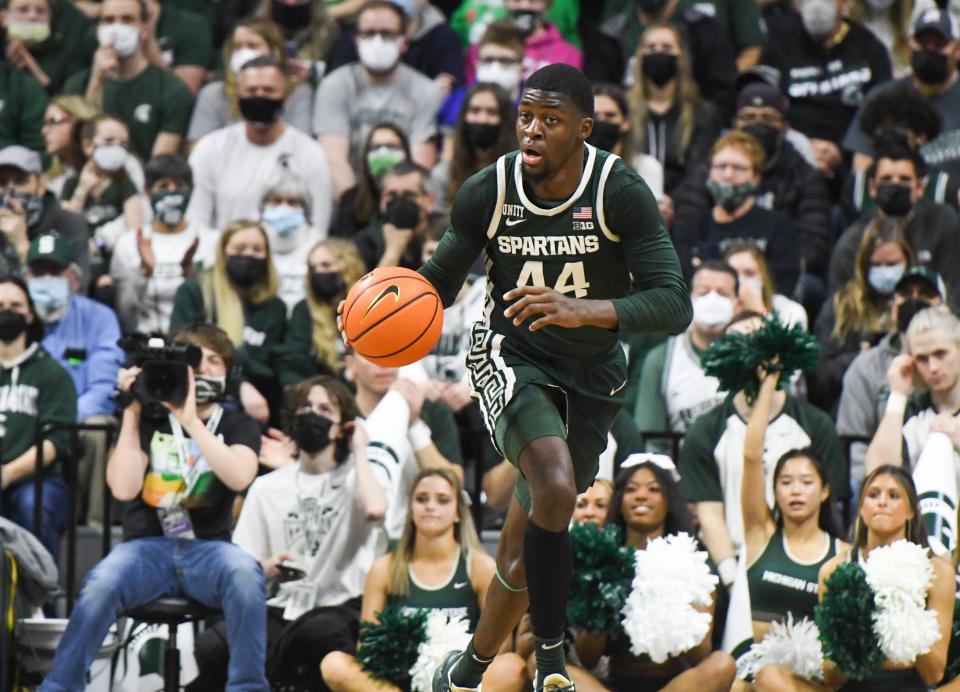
[508,9,543,36]
[310,270,345,300]
[382,195,422,230]
[588,121,622,152]
[740,122,782,161]
[270,0,312,30]
[464,122,501,151]
[226,255,268,288]
[238,96,284,126]
[0,309,28,343]
[874,182,914,216]
[293,412,334,454]
[911,49,952,86]
[637,0,670,16]
[641,52,678,87]
[897,297,933,334]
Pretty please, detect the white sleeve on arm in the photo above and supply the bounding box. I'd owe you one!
[231,479,270,560]
[185,139,216,230]
[364,391,412,491]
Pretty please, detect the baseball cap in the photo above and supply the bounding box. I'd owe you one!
[895,265,947,299]
[0,145,43,176]
[735,65,783,93]
[912,7,958,41]
[736,82,788,115]
[27,232,76,269]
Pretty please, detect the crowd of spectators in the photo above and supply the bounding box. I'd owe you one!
[2,0,960,689]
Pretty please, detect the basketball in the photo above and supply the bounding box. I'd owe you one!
[342,267,444,367]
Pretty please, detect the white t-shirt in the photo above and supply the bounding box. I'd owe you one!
[186,123,333,236]
[268,223,322,315]
[232,454,391,619]
[419,278,486,384]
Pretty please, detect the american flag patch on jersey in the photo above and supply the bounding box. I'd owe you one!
[572,206,593,219]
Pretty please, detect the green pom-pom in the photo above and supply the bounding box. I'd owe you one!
[814,562,884,680]
[357,604,427,686]
[703,314,820,403]
[566,522,636,636]
[943,598,960,682]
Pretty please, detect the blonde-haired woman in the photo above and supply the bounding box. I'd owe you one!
[277,238,365,384]
[171,220,287,420]
[628,23,721,199]
[321,467,528,692]
[812,217,915,409]
[42,95,98,196]
[187,17,314,144]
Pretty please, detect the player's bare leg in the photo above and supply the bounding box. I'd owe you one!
[437,435,577,692]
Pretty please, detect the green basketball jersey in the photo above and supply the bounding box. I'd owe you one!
[420,145,691,361]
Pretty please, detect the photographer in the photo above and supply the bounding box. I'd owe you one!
[40,323,268,691]
[352,161,438,272]
[191,375,392,691]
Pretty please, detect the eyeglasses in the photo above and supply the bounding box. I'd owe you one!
[710,162,752,174]
[478,57,521,67]
[357,30,402,41]
[42,116,73,128]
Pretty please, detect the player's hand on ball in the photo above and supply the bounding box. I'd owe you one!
[336,300,349,346]
[503,286,584,331]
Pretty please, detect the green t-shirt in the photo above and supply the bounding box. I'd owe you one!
[63,64,193,160]
[60,175,138,230]
[169,276,288,381]
[419,147,691,361]
[620,331,667,415]
[0,343,77,488]
[0,61,47,153]
[156,3,215,69]
[274,299,339,385]
[23,0,98,94]
[450,0,582,48]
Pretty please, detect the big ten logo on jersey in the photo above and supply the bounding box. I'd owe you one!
[572,205,594,231]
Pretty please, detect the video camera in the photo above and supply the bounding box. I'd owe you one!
[118,334,202,407]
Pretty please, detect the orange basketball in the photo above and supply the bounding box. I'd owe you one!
[342,267,444,367]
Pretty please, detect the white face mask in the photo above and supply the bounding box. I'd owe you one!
[357,35,401,74]
[97,22,141,59]
[230,47,265,76]
[7,20,51,45]
[476,61,522,93]
[92,143,127,172]
[692,290,736,329]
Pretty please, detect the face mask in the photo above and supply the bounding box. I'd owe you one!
[230,47,265,76]
[867,263,906,295]
[0,310,28,343]
[587,121,622,152]
[637,0,670,15]
[262,203,306,238]
[911,49,951,85]
[269,0,312,30]
[4,190,45,228]
[28,275,70,323]
[366,145,405,178]
[864,0,896,10]
[801,0,837,41]
[692,291,735,329]
[194,374,226,404]
[897,297,933,334]
[293,411,334,454]
[706,178,756,213]
[7,20,50,45]
[152,190,190,227]
[92,143,127,173]
[97,23,140,59]
[382,195,422,229]
[476,61,522,93]
[238,96,284,127]
[873,182,913,216]
[509,9,543,36]
[226,255,267,288]
[310,270,345,300]
[740,122,782,161]
[357,35,402,74]
[641,52,678,87]
[741,275,765,296]
[464,122,501,151]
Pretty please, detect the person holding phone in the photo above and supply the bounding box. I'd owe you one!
[191,374,393,691]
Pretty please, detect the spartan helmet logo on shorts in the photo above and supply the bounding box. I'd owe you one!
[361,285,400,323]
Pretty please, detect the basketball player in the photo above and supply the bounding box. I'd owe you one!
[355,64,692,692]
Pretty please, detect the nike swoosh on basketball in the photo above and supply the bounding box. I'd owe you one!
[361,284,400,322]
[453,581,468,589]
[505,218,526,227]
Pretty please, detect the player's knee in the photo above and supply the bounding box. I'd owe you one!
[320,651,353,689]
[529,480,576,530]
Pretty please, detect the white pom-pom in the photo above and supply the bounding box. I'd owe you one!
[863,540,941,665]
[737,615,824,681]
[408,611,472,692]
[621,532,718,663]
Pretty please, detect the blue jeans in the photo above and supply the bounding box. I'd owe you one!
[40,537,268,692]
[2,477,70,562]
